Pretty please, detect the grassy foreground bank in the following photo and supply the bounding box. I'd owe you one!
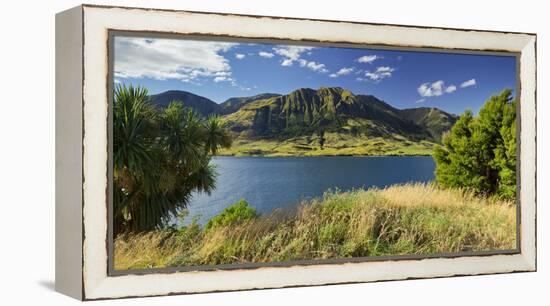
[114,184,516,270]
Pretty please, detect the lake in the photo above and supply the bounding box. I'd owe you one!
[180,156,435,225]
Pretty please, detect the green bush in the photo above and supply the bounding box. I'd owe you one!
[433,89,516,198]
[204,199,258,231]
[113,84,232,233]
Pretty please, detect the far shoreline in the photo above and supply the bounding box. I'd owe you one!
[215,153,434,158]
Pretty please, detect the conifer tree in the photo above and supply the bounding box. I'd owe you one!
[433,89,516,198]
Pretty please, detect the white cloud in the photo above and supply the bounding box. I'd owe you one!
[362,66,395,81]
[213,71,235,83]
[377,66,393,73]
[416,98,426,103]
[274,47,328,73]
[418,80,444,97]
[296,59,328,73]
[273,45,314,66]
[329,67,355,78]
[306,61,328,73]
[114,37,237,83]
[229,80,251,91]
[445,85,457,93]
[357,55,381,64]
[281,58,293,66]
[460,78,477,88]
[235,53,245,59]
[258,51,274,58]
[418,80,458,98]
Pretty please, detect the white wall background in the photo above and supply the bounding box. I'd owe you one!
[0,0,546,304]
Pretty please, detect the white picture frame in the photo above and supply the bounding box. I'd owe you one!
[55,4,536,300]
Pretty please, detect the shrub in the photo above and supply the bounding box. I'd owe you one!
[204,199,258,231]
[433,89,516,198]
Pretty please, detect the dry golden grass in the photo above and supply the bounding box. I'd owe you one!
[114,231,181,270]
[114,183,516,270]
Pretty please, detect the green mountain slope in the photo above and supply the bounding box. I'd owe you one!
[147,87,457,156]
[219,93,281,115]
[221,87,456,156]
[399,107,458,142]
[149,90,221,117]
[224,87,439,140]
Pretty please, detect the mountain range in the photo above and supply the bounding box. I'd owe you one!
[149,87,457,156]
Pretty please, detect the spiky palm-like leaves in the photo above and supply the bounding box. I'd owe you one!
[204,114,233,155]
[113,84,232,233]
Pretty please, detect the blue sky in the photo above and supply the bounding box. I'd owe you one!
[114,36,516,115]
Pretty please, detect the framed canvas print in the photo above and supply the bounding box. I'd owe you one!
[55,4,537,300]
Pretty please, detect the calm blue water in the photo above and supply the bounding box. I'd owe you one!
[181,156,435,225]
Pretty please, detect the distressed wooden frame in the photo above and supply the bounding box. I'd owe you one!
[55,4,537,300]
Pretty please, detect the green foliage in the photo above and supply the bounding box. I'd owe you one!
[204,115,233,155]
[176,217,202,246]
[433,89,516,198]
[113,84,232,233]
[204,199,258,231]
